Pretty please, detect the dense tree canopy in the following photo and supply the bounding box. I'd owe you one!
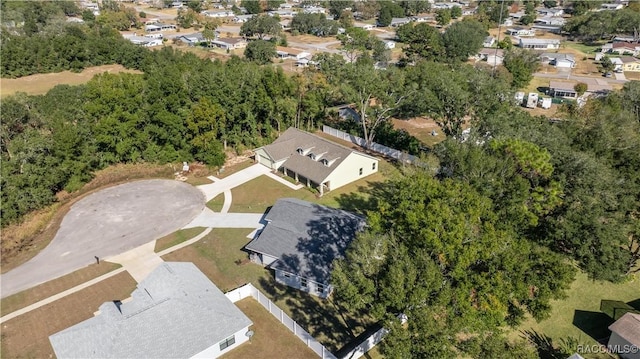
[563,8,640,41]
[290,13,340,37]
[333,171,575,358]
[240,14,282,39]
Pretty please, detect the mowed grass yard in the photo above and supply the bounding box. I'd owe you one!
[162,228,376,353]
[222,298,318,359]
[154,227,207,253]
[0,261,121,316]
[0,64,142,97]
[510,271,640,356]
[0,272,137,359]
[227,159,399,214]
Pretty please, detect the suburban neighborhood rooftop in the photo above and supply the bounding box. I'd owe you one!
[245,198,365,284]
[49,262,252,359]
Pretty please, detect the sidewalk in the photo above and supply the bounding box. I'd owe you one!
[196,164,271,201]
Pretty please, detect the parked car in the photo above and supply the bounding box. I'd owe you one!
[604,72,613,78]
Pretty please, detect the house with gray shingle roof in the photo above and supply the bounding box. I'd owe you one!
[49,262,252,359]
[254,127,379,196]
[246,198,365,298]
[608,312,640,359]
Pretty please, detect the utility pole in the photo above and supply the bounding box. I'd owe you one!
[493,0,506,77]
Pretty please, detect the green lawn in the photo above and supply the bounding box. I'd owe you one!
[229,159,399,214]
[564,41,602,55]
[161,228,377,353]
[153,227,207,253]
[510,271,639,356]
[206,193,225,212]
[522,76,550,95]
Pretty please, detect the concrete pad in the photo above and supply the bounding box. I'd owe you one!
[105,241,163,283]
[184,208,266,229]
[0,179,204,298]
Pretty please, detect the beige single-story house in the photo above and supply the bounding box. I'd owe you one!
[276,46,311,60]
[621,56,640,72]
[608,312,640,359]
[211,37,247,50]
[245,198,365,298]
[49,262,252,359]
[254,127,379,196]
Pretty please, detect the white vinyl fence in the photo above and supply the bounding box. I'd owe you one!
[322,125,427,167]
[226,283,392,359]
[225,284,337,359]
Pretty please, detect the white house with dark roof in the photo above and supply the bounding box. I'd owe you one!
[245,198,365,298]
[254,128,378,196]
[49,262,252,359]
[608,312,640,359]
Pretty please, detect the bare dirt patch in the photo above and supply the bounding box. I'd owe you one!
[0,271,137,359]
[1,262,121,316]
[289,34,338,44]
[392,117,447,147]
[0,64,142,97]
[1,163,175,273]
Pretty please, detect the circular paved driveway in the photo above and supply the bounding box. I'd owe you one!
[1,179,204,298]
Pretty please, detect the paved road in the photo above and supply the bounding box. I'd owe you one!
[0,180,204,298]
[534,71,629,84]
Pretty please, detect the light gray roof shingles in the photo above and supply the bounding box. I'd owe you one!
[245,198,365,284]
[609,312,640,347]
[49,262,252,359]
[258,127,371,184]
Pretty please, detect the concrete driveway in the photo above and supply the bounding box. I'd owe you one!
[614,72,627,81]
[0,180,204,298]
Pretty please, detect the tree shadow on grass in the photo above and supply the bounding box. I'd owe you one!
[522,330,567,359]
[572,310,614,344]
[335,181,387,215]
[627,298,640,310]
[255,276,373,353]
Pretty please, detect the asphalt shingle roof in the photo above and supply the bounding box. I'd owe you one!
[258,127,367,184]
[609,312,640,347]
[245,198,365,284]
[49,262,252,359]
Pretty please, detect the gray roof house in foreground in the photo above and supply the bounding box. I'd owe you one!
[49,262,252,359]
[608,312,640,359]
[246,198,365,298]
[254,127,379,196]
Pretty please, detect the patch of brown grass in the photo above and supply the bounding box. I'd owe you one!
[222,298,318,359]
[0,262,122,317]
[1,163,175,273]
[288,34,338,44]
[0,271,137,359]
[154,227,207,253]
[0,65,142,97]
[392,117,447,147]
[215,157,254,178]
[624,72,640,80]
